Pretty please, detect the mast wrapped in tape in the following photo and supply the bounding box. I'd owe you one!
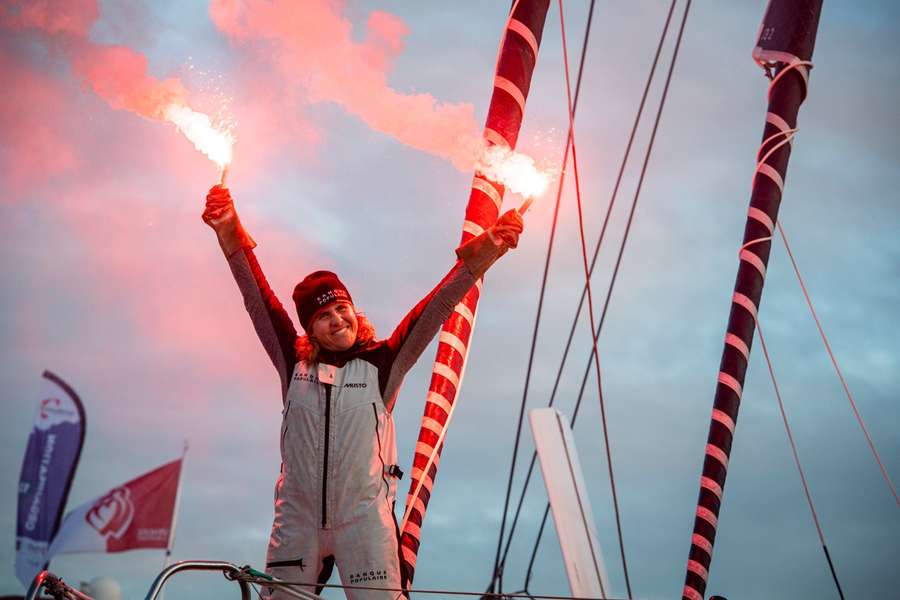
[399,0,551,584]
[682,2,823,599]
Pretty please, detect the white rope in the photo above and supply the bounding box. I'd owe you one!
[767,59,813,99]
[776,221,900,507]
[757,128,798,168]
[739,236,773,253]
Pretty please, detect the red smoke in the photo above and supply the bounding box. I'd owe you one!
[71,45,187,120]
[209,0,482,170]
[0,0,97,36]
[3,0,514,180]
[1,0,188,122]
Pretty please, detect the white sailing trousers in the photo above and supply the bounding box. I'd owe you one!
[264,503,403,600]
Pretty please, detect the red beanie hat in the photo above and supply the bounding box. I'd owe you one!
[292,271,353,332]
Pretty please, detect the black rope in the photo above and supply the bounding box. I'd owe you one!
[487,0,598,594]
[524,504,552,589]
[250,581,266,600]
[822,545,845,600]
[495,0,680,588]
[522,0,692,589]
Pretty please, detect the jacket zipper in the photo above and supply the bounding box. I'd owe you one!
[280,400,290,458]
[321,383,332,528]
[372,404,390,498]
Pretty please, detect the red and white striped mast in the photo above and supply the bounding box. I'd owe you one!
[682,2,823,599]
[398,0,551,585]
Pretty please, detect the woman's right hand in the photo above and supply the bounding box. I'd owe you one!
[203,185,256,255]
[203,184,237,230]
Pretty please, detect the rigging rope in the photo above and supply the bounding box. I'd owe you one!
[500,1,680,584]
[523,0,693,590]
[557,0,632,596]
[488,0,598,593]
[776,222,900,507]
[755,321,846,599]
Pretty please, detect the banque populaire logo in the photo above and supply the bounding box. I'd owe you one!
[85,487,135,540]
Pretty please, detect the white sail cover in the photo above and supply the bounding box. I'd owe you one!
[530,408,610,599]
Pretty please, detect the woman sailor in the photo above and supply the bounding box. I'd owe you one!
[203,184,523,599]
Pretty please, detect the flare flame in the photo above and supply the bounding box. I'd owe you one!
[475,144,553,200]
[164,104,235,170]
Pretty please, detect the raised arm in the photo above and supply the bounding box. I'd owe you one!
[380,209,524,409]
[204,185,298,400]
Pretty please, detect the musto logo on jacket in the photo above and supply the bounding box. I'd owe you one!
[86,487,134,540]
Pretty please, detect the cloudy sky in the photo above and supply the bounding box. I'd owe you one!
[2,1,898,598]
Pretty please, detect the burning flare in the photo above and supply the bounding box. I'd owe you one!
[474,143,553,200]
[164,104,235,171]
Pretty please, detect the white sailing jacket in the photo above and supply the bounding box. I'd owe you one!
[225,245,478,540]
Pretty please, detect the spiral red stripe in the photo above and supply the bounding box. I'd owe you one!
[399,0,550,584]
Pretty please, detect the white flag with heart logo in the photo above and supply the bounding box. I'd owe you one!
[48,458,182,557]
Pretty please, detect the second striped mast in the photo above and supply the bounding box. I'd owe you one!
[682,2,824,599]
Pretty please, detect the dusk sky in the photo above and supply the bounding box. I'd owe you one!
[2,1,898,599]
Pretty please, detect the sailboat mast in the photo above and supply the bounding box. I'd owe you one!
[682,2,823,599]
[399,0,551,585]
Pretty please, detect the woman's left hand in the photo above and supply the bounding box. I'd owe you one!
[489,209,525,248]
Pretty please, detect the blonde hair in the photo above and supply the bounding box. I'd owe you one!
[295,311,377,363]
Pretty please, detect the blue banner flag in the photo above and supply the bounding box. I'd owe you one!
[15,370,86,588]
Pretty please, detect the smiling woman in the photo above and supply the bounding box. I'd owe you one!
[308,300,358,351]
[201,184,523,599]
[291,271,361,354]
[291,271,378,362]
[296,306,377,364]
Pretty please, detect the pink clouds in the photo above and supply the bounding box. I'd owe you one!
[0,47,79,198]
[210,0,481,170]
